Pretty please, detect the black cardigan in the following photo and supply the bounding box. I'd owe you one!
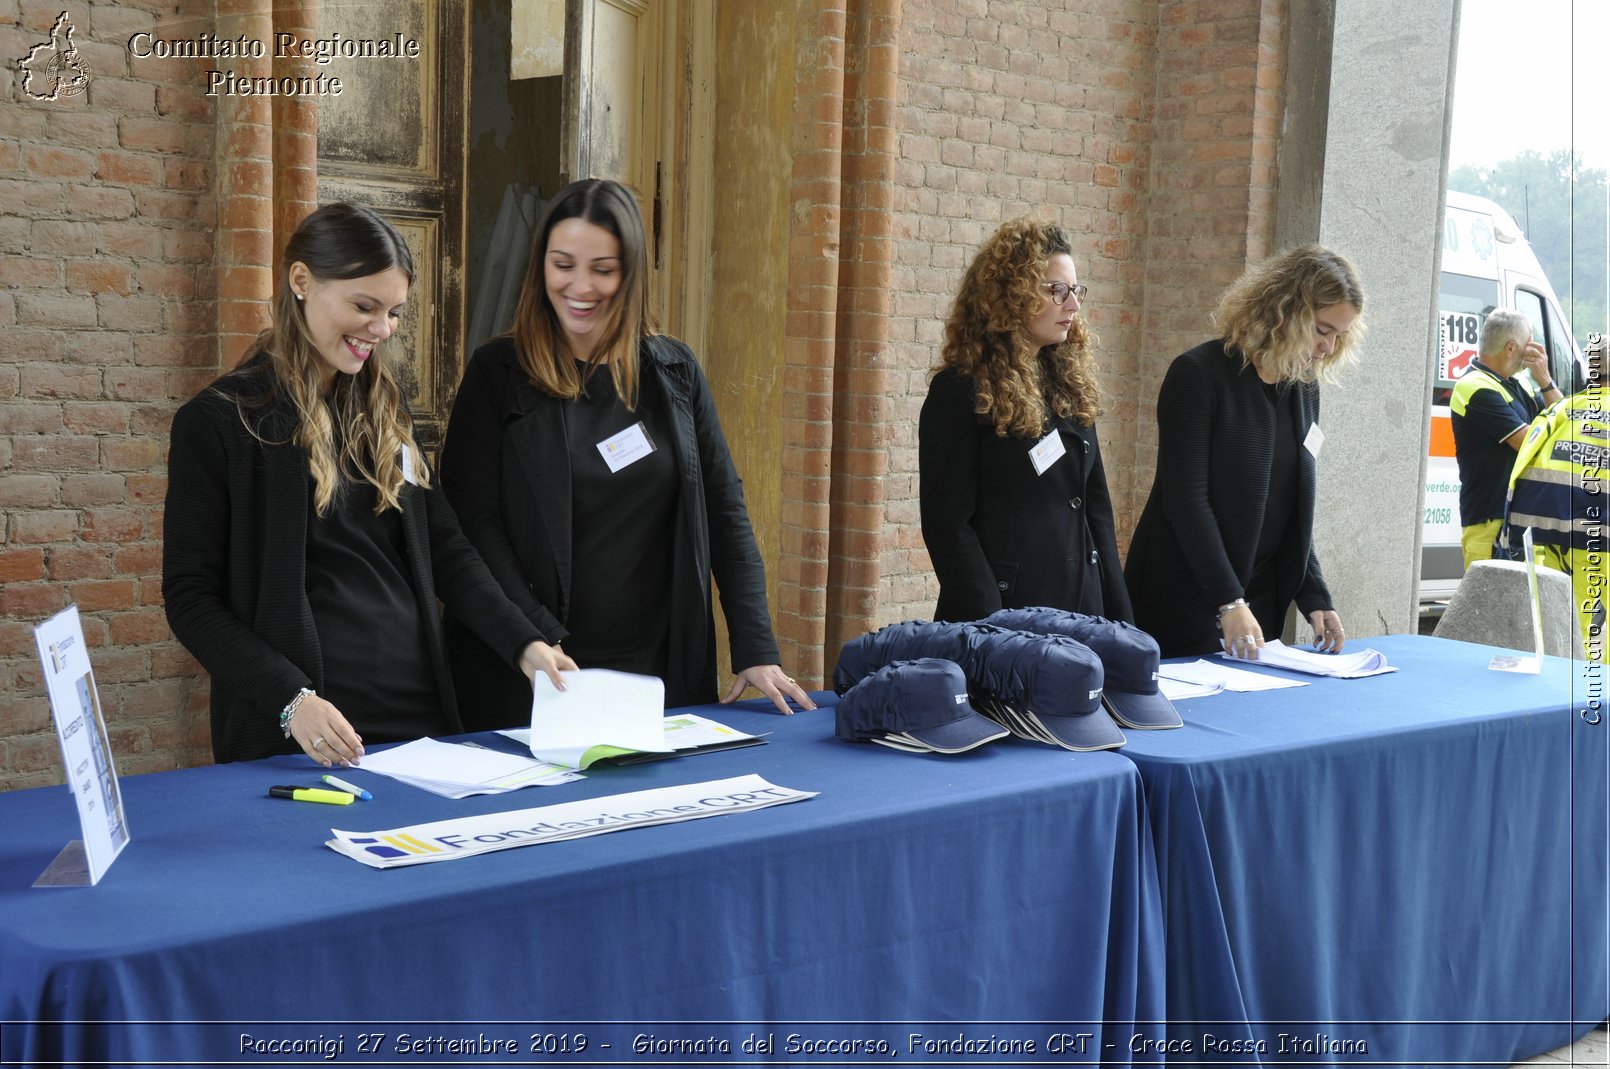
[919,365,1133,623]
[1124,339,1333,656]
[438,334,781,726]
[161,360,542,762]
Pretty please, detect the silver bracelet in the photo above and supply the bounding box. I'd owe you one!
[279,687,314,739]
[1216,598,1248,621]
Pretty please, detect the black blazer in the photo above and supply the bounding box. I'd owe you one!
[161,359,541,762]
[918,366,1133,623]
[1124,339,1333,656]
[439,335,780,727]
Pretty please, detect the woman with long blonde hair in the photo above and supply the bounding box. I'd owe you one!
[163,203,573,764]
[919,218,1132,624]
[1124,244,1366,658]
[439,178,812,725]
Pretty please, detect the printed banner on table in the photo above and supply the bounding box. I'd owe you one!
[325,774,815,869]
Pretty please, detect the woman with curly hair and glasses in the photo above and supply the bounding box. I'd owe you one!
[162,203,575,765]
[919,218,1131,624]
[1124,244,1365,659]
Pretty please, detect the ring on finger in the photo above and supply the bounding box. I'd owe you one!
[312,736,326,749]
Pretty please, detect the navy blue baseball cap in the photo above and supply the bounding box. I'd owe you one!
[833,620,975,694]
[966,628,1126,752]
[986,607,1183,730]
[835,658,1009,754]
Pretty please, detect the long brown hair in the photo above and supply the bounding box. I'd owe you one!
[939,218,1101,438]
[225,202,424,516]
[508,178,653,406]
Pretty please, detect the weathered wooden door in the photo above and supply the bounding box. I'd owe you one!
[315,0,469,450]
[562,0,715,349]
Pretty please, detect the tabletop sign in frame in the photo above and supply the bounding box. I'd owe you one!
[31,604,131,887]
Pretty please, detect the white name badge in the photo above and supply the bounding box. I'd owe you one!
[596,422,657,473]
[401,445,419,485]
[1028,429,1066,475]
[1303,423,1324,459]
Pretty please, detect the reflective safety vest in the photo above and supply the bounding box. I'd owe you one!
[1450,364,1526,418]
[1502,389,1610,553]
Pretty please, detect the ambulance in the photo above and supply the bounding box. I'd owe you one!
[1421,190,1585,605]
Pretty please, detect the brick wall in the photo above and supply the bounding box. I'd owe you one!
[0,0,1294,790]
[1131,0,1286,516]
[1,0,221,789]
[876,0,1161,625]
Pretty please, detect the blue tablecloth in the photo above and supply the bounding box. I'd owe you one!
[1124,633,1609,1067]
[0,696,1164,1065]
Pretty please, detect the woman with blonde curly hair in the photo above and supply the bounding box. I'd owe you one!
[1124,243,1365,658]
[163,203,574,764]
[919,218,1131,623]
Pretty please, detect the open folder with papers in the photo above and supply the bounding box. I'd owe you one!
[500,713,765,766]
[527,669,671,768]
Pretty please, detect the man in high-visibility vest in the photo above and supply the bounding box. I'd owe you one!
[1503,335,1606,659]
[1451,308,1561,569]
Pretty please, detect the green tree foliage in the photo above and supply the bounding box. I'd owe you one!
[1449,150,1608,343]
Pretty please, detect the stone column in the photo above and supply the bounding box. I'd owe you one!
[1284,0,1460,638]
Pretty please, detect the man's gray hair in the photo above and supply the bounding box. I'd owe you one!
[1477,308,1532,358]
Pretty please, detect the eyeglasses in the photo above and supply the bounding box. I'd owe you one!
[1042,281,1088,306]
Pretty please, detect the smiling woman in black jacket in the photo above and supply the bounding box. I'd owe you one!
[438,178,812,726]
[162,204,574,765]
[919,218,1131,624]
[1124,245,1366,659]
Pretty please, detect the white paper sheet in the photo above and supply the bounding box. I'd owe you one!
[1159,659,1309,692]
[1158,676,1225,701]
[529,669,670,768]
[500,712,759,753]
[358,738,580,799]
[1217,639,1394,678]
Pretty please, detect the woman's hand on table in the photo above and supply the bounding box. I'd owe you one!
[1219,603,1265,661]
[290,694,364,768]
[1307,609,1345,653]
[722,664,817,715]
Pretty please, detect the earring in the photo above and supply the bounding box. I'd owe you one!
[295,292,304,301]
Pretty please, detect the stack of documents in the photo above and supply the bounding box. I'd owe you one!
[1216,640,1394,678]
[357,739,581,799]
[358,714,767,800]
[357,672,767,799]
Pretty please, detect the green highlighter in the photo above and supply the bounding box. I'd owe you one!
[269,785,354,806]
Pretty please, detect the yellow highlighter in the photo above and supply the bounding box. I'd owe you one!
[269,785,354,805]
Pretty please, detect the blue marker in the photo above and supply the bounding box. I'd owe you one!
[321,773,372,800]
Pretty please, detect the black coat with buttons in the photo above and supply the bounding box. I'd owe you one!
[918,366,1133,624]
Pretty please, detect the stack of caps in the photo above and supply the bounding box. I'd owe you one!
[833,620,1126,752]
[833,619,973,694]
[835,658,1010,754]
[986,607,1183,730]
[960,628,1123,751]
